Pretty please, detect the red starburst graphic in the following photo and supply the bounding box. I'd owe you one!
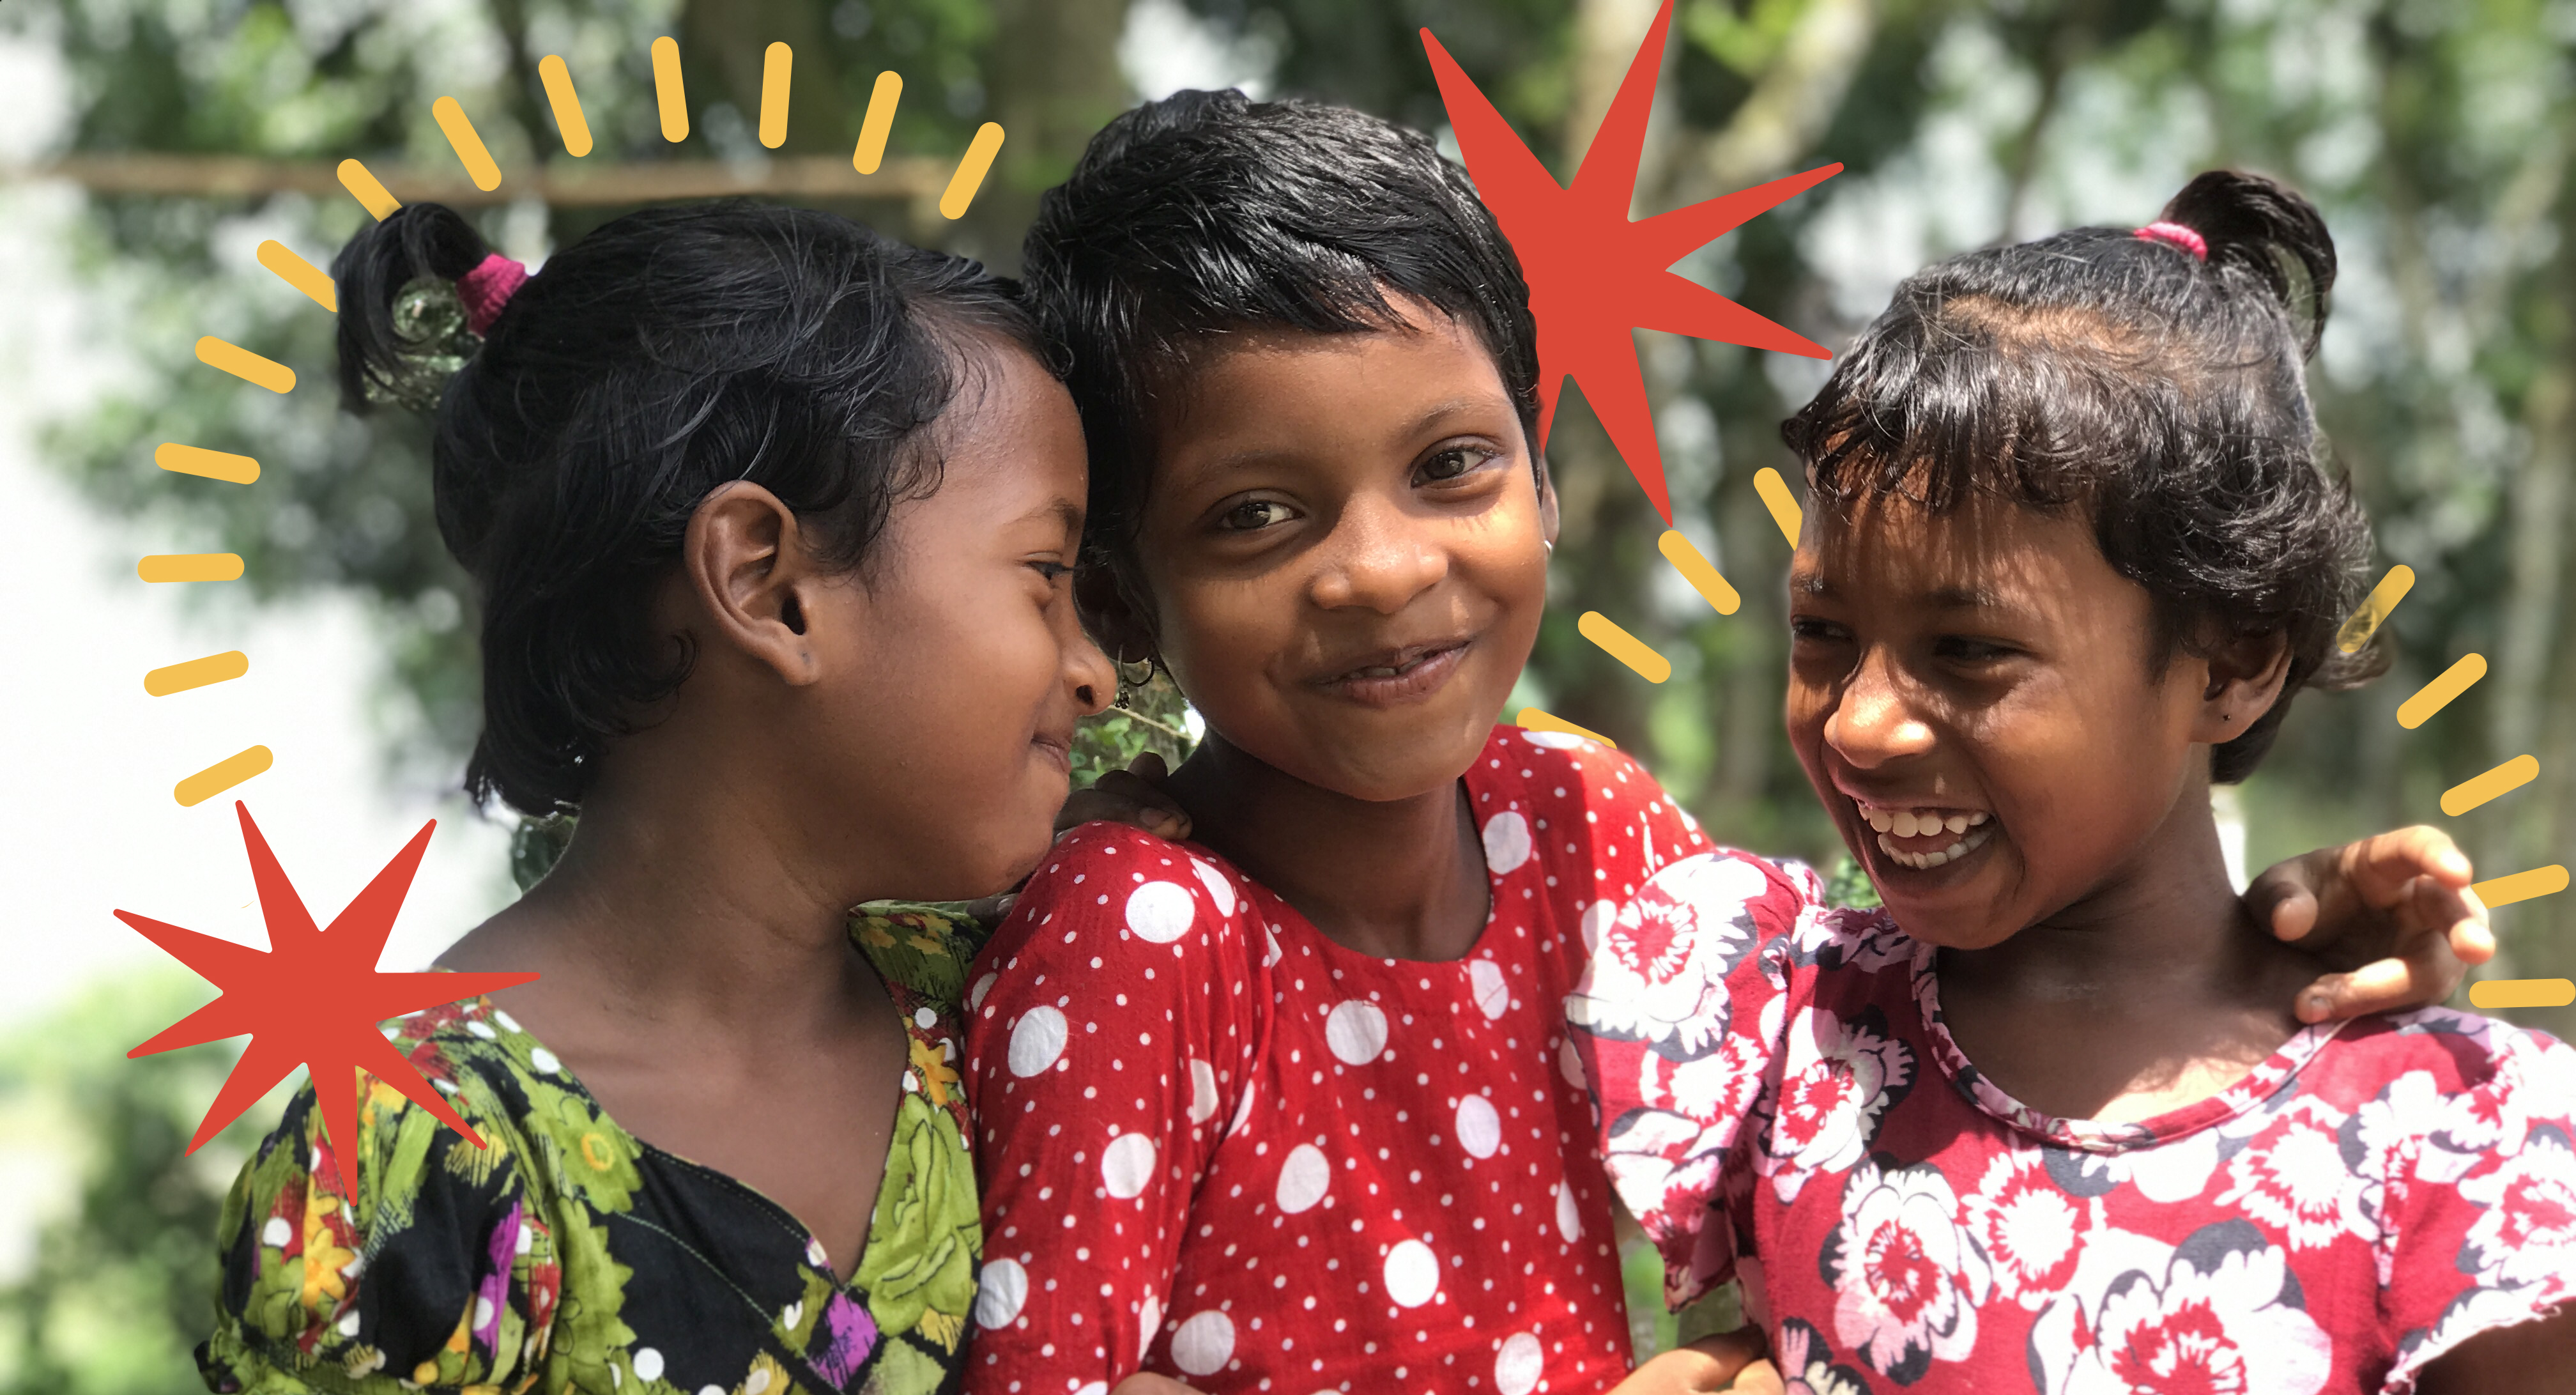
[116,803,536,1183]
[1423,1,1843,522]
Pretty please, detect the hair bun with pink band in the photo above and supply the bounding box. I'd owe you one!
[2133,220,2208,261]
[457,252,530,335]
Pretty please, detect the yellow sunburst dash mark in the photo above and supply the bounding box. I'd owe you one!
[145,651,249,697]
[2441,754,2538,817]
[2336,564,2415,654]
[2472,863,2568,909]
[539,56,592,157]
[1753,467,1802,547]
[940,123,1006,220]
[652,36,689,143]
[1658,530,1740,615]
[256,241,335,312]
[195,337,294,394]
[174,746,273,808]
[337,159,400,220]
[855,72,903,174]
[2470,977,2576,1010]
[155,443,259,485]
[1516,707,1615,748]
[1579,611,1671,683]
[759,43,793,149]
[139,553,244,583]
[432,96,502,192]
[2396,653,2485,728]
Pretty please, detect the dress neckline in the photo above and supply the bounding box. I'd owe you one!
[418,923,952,1288]
[1901,935,2352,1153]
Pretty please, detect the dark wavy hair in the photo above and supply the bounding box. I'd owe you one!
[332,200,1047,815]
[1021,89,1541,585]
[1782,171,2382,783]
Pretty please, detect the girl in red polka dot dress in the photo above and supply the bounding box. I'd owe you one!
[963,96,2487,1395]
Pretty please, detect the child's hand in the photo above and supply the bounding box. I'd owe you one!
[2246,826,2495,1023]
[1108,1376,1205,1395]
[1607,1330,1779,1394]
[1059,751,1193,842]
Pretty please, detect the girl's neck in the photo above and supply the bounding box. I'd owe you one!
[1165,733,1489,962]
[1933,787,2320,1123]
[442,755,877,1043]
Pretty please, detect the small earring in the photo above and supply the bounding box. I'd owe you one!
[1543,540,1555,553]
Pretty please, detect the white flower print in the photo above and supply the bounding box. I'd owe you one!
[1567,854,1770,1054]
[2456,1121,2576,1293]
[2212,1096,2375,1252]
[1773,1317,1874,1395]
[2028,1221,2329,1395]
[1821,1159,1993,1383]
[1959,1149,2105,1309]
[1762,1006,1914,1203]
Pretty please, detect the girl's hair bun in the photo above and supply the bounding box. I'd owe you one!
[332,202,496,415]
[2159,169,2337,355]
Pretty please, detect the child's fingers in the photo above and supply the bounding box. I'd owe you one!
[2343,826,2476,900]
[2246,854,2325,943]
[2296,947,2459,1023]
[1108,1376,1204,1395]
[1726,1359,1787,1395]
[2416,874,2495,965]
[1129,750,1170,782]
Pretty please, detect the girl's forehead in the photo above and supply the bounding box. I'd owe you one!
[1799,493,2114,605]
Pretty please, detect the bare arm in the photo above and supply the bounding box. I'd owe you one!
[2413,1304,2576,1394]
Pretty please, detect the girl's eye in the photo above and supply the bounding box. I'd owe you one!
[1937,636,2013,663]
[1220,499,1293,532]
[1790,618,1847,644]
[1029,560,1073,582]
[1419,445,1499,483]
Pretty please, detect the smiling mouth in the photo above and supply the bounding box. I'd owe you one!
[1314,639,1472,704]
[1853,800,1998,872]
[1031,733,1072,774]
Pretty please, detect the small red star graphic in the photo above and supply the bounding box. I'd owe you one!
[1423,1,1844,522]
[116,802,536,1183]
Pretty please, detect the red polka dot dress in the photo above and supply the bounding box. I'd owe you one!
[962,726,1715,1394]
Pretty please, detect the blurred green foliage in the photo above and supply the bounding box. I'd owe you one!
[0,976,258,1395]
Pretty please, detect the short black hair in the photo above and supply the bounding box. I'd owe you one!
[1782,170,2380,783]
[333,199,1046,815]
[1022,89,1540,581]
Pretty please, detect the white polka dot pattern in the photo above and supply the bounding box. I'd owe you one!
[962,726,1712,1392]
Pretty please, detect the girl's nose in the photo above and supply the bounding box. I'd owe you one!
[1307,498,1448,614]
[1062,615,1118,718]
[1825,649,1937,767]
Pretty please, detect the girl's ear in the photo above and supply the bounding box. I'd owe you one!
[680,481,827,686]
[1075,562,1158,666]
[2194,629,2294,743]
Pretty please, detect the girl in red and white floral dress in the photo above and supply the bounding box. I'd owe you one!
[963,100,2492,1395]
[1572,171,2575,1394]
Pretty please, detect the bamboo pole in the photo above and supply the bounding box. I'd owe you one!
[0,153,949,205]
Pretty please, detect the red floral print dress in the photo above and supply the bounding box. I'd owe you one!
[1568,850,2576,1395]
[962,726,1716,1394]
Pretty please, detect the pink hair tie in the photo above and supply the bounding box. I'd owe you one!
[2135,221,2207,262]
[457,252,530,335]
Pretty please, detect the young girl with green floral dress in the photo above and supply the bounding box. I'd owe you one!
[199,201,1114,1395]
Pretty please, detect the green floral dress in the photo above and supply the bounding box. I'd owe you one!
[198,906,987,1395]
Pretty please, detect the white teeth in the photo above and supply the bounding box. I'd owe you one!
[1892,811,1919,837]
[1944,814,1969,835]
[1867,808,1894,833]
[1874,824,1997,871]
[1968,811,1988,826]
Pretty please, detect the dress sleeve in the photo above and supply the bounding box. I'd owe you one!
[199,1040,563,1394]
[2377,1022,2576,1394]
[1564,849,1814,1311]
[962,827,1267,1392]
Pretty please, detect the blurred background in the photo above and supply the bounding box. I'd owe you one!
[1,0,2570,1386]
